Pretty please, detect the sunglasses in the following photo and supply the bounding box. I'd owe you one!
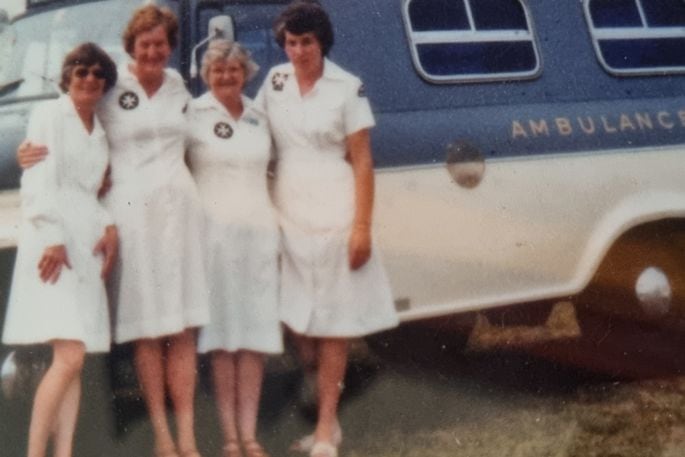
[73,67,106,80]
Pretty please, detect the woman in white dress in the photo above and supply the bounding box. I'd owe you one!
[187,39,280,457]
[3,42,118,457]
[17,6,209,457]
[256,2,399,457]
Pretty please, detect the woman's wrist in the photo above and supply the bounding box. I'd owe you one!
[353,221,371,231]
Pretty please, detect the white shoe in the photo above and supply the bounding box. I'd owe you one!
[289,424,342,453]
[310,442,337,457]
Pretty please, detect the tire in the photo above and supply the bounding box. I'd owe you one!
[577,219,685,326]
[561,219,685,378]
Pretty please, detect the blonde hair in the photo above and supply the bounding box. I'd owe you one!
[200,39,260,85]
[122,5,178,57]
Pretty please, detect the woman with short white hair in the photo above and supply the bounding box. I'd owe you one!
[187,39,281,457]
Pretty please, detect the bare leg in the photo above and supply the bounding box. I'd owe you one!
[313,338,347,445]
[166,329,199,454]
[52,376,81,457]
[135,338,176,456]
[236,351,265,443]
[289,331,318,378]
[212,351,239,445]
[27,340,85,457]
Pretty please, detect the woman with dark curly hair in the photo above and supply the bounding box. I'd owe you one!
[3,42,118,457]
[256,2,399,456]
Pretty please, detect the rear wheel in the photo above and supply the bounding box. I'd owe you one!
[577,219,685,327]
[561,219,685,378]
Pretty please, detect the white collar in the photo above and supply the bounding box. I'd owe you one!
[278,58,347,82]
[193,91,253,118]
[118,62,172,93]
[57,94,106,137]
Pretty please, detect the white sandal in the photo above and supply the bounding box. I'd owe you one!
[310,442,337,457]
[289,424,342,453]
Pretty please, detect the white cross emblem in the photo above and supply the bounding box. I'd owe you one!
[119,91,139,110]
[214,122,233,139]
[272,72,288,91]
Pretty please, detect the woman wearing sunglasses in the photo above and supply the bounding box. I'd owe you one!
[16,6,210,456]
[2,42,118,457]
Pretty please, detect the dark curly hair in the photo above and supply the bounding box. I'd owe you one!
[59,42,117,93]
[274,0,334,56]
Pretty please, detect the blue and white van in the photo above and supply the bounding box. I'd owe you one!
[1,0,685,364]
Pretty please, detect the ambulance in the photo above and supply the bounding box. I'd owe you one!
[1,0,685,384]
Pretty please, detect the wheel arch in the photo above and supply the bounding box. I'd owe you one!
[572,190,685,296]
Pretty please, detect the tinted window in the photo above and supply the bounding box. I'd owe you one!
[404,0,541,83]
[642,0,685,27]
[585,0,685,75]
[599,38,685,69]
[417,41,537,75]
[471,0,528,30]
[409,0,469,31]
[0,1,153,102]
[589,0,641,28]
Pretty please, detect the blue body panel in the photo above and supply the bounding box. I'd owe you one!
[2,0,684,180]
[318,0,685,166]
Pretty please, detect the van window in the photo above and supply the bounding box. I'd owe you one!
[402,0,541,83]
[0,1,154,103]
[584,0,685,75]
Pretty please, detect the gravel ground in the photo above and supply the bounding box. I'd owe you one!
[334,353,685,457]
[3,321,685,457]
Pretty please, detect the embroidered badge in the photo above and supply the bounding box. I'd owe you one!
[119,91,139,110]
[357,84,366,97]
[214,122,233,139]
[271,72,288,91]
[242,116,259,126]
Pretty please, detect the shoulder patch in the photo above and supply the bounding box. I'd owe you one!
[242,116,259,126]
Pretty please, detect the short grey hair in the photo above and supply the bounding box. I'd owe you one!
[200,39,260,84]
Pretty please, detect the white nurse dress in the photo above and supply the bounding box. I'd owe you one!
[3,96,112,352]
[257,59,399,337]
[98,65,209,343]
[187,93,282,354]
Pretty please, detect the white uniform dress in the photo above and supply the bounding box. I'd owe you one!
[187,93,282,354]
[98,65,209,343]
[3,96,112,352]
[256,59,399,337]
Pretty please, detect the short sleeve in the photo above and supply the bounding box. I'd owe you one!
[20,103,65,246]
[343,78,375,136]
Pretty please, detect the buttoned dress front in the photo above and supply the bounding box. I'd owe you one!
[98,65,209,343]
[187,93,282,354]
[3,96,112,352]
[256,59,399,337]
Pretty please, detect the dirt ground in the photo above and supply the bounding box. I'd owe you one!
[340,375,685,457]
[3,314,685,457]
